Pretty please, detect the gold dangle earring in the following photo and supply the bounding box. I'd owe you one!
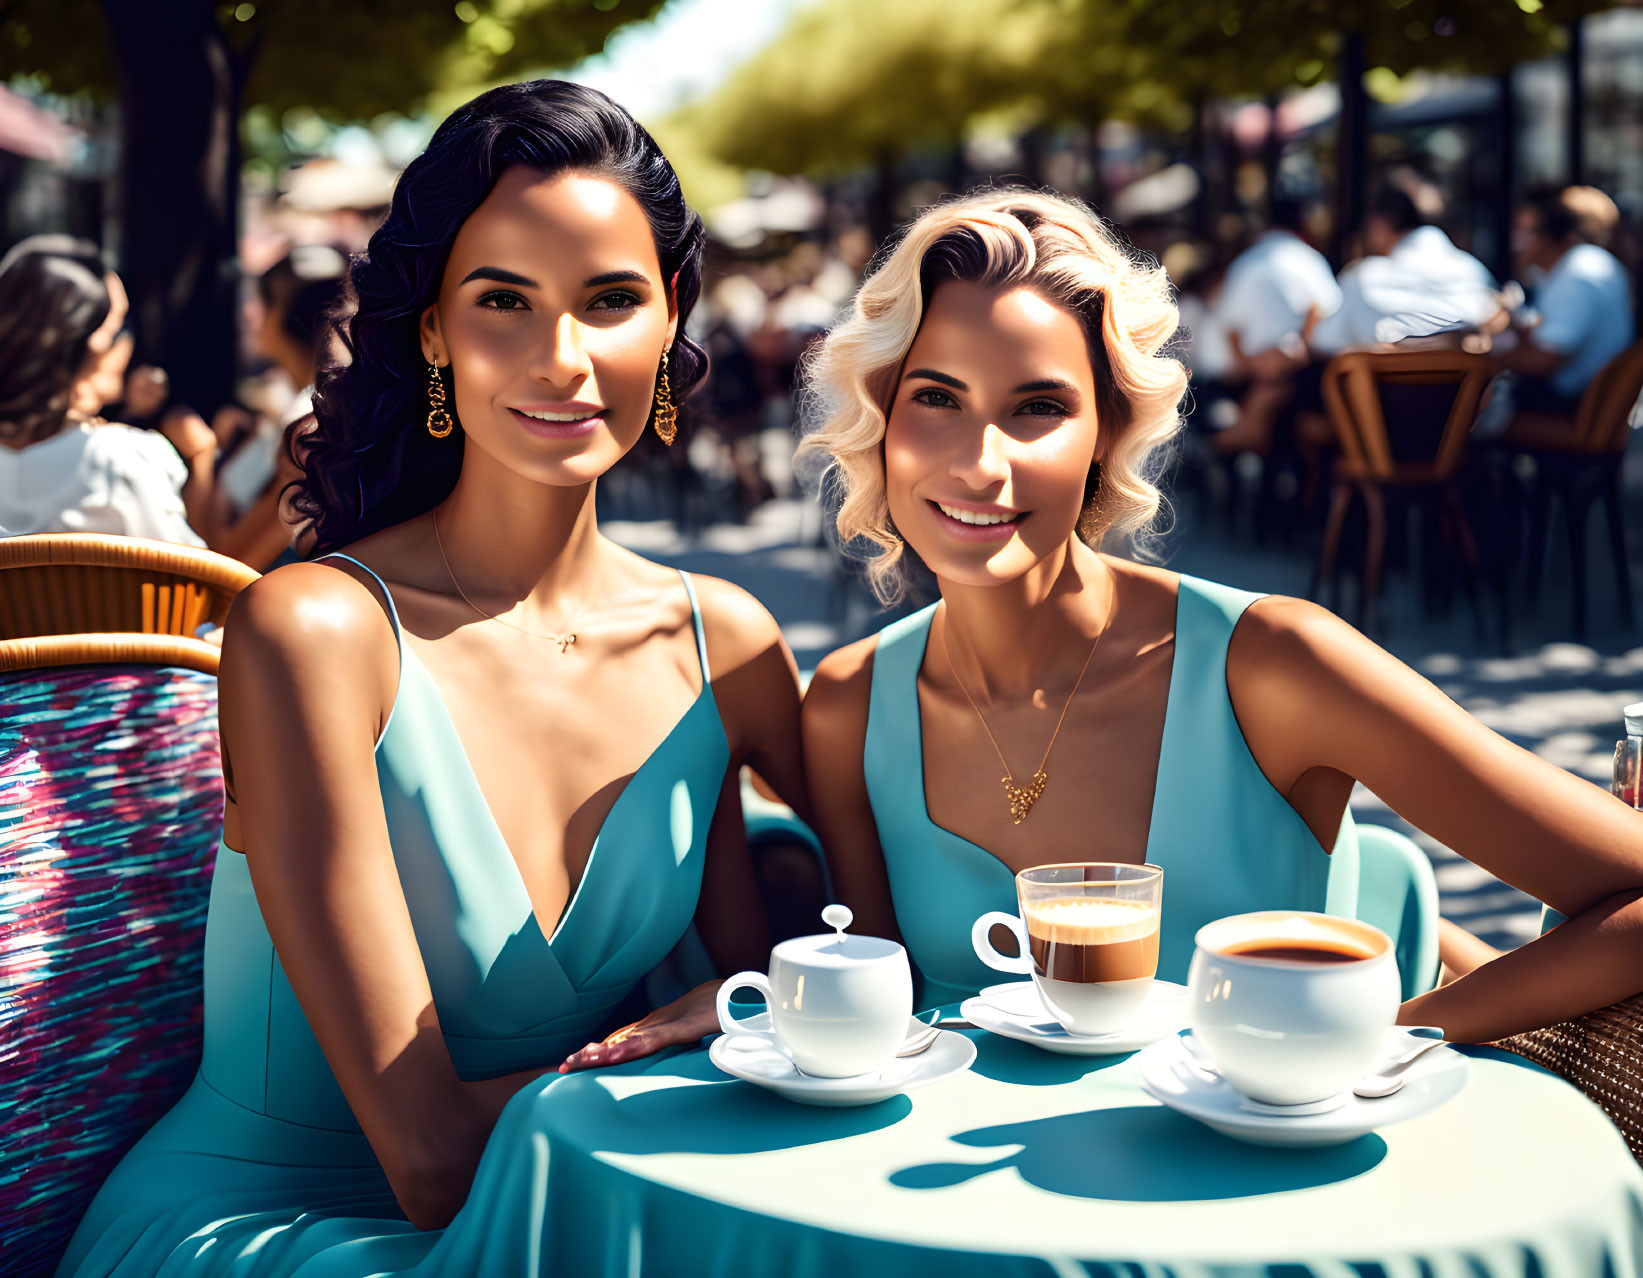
[652,347,677,446]
[427,358,453,439]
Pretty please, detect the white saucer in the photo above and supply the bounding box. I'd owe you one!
[708,1014,976,1107]
[959,980,1190,1056]
[1136,1029,1471,1147]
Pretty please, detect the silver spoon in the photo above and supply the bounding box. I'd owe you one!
[1179,1032,1450,1099]
[1350,1036,1451,1098]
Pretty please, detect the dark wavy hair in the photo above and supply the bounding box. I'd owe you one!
[0,235,111,447]
[291,80,709,553]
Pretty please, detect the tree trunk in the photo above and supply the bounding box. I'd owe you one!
[1566,16,1585,187]
[100,0,245,417]
[1331,30,1368,268]
[1494,69,1518,284]
[867,151,899,253]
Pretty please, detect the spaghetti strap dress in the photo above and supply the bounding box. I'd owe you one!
[862,574,1361,1008]
[56,557,730,1277]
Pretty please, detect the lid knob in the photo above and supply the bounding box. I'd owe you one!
[820,903,853,938]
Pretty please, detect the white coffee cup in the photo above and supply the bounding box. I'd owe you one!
[1186,910,1402,1106]
[716,930,913,1078]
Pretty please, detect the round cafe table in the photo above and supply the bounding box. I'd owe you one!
[482,1013,1643,1277]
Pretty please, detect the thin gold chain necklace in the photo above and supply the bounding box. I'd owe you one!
[432,509,580,653]
[939,607,1106,825]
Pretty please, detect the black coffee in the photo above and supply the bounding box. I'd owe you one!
[1221,941,1366,964]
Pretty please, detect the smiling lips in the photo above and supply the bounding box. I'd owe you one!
[509,403,605,439]
[929,499,1025,541]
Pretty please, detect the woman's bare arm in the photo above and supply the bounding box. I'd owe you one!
[1231,596,1643,1042]
[221,564,552,1227]
[801,638,904,944]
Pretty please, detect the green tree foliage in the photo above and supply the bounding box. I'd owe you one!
[1119,0,1609,99]
[687,0,1610,178]
[0,0,667,121]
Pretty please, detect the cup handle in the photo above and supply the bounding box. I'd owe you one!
[971,911,1034,975]
[715,971,781,1050]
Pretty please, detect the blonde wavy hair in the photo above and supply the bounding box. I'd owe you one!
[800,189,1187,604]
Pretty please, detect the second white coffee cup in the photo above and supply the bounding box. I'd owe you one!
[1186,910,1402,1106]
[716,930,913,1078]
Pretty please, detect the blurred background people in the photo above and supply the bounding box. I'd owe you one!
[156,244,346,569]
[1494,186,1636,413]
[1206,197,1340,458]
[0,236,203,546]
[1312,185,1498,354]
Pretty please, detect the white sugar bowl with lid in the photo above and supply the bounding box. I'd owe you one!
[716,905,913,1078]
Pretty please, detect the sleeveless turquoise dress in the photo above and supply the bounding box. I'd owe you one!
[864,575,1360,1008]
[57,558,729,1277]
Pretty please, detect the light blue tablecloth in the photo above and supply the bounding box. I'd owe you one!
[487,1018,1643,1277]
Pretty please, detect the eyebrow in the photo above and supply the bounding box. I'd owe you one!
[457,267,653,289]
[903,368,1080,396]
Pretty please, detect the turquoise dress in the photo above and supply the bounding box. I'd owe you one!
[56,557,730,1277]
[864,574,1360,1007]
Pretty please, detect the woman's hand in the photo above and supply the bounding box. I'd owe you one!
[558,979,724,1073]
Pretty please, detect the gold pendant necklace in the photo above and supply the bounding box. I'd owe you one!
[433,509,580,652]
[940,608,1105,824]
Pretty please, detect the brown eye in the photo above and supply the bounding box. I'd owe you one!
[589,291,643,311]
[478,290,528,311]
[911,387,956,408]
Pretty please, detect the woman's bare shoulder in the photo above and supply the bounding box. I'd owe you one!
[220,559,399,701]
[802,634,880,744]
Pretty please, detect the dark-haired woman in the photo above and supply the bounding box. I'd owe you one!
[57,81,807,1275]
[0,236,202,545]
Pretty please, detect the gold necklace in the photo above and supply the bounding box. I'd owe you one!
[432,509,580,653]
[939,608,1105,824]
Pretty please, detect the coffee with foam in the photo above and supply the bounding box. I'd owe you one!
[1024,897,1161,983]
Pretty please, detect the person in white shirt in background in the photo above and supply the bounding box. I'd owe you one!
[159,246,345,569]
[1492,187,1636,415]
[1208,196,1342,456]
[1311,186,1499,355]
[0,236,205,547]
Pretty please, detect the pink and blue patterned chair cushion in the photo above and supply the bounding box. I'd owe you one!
[0,665,223,1277]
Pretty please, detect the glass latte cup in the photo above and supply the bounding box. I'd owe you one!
[972,863,1163,1036]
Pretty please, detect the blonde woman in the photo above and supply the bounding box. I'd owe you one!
[799,190,1643,1043]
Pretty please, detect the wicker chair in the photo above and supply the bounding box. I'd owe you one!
[1497,995,1643,1166]
[1311,349,1496,638]
[0,576,251,1271]
[0,534,257,675]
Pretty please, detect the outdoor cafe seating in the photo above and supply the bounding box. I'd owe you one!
[1310,348,1496,640]
[2,534,1642,1276]
[1494,338,1643,639]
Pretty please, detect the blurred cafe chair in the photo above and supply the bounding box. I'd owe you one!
[0,539,255,1275]
[1310,349,1495,639]
[1352,824,1441,1002]
[1493,340,1643,639]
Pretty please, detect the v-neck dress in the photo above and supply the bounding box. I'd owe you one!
[863,574,1361,1009]
[56,557,731,1278]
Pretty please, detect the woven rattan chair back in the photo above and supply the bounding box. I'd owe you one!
[0,652,226,1275]
[0,534,258,647]
[1498,994,1643,1165]
[1575,340,1643,454]
[1321,349,1493,482]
